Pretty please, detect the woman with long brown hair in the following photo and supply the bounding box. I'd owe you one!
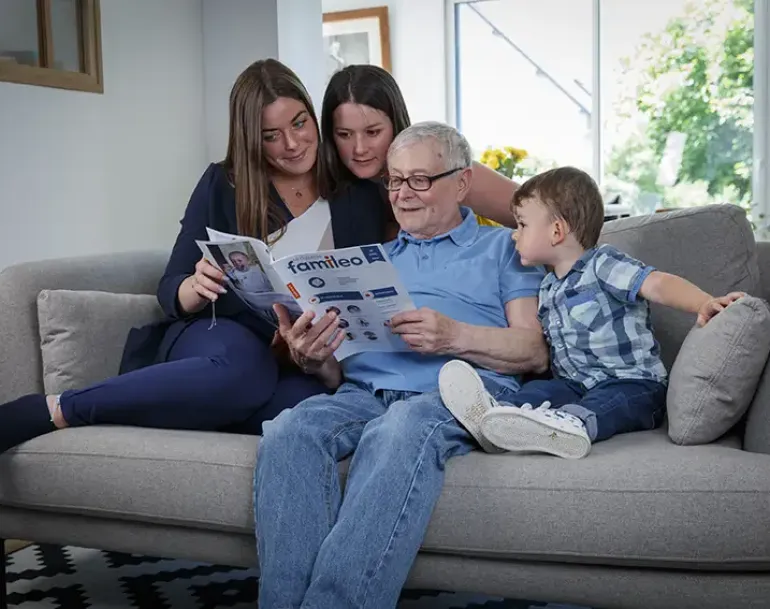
[0,59,385,453]
[321,65,519,224]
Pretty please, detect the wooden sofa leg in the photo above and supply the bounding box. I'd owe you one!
[0,539,7,609]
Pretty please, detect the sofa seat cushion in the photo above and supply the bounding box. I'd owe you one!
[1,426,769,570]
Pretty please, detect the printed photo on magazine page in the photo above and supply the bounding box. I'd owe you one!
[196,237,299,328]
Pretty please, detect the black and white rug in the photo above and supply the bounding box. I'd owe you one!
[5,544,590,608]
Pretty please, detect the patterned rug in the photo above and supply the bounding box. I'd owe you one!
[4,544,590,608]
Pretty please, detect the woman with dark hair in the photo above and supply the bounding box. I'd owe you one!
[0,58,385,453]
[321,64,519,229]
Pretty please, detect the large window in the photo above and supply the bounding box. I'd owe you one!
[454,0,594,175]
[452,0,758,223]
[0,0,102,93]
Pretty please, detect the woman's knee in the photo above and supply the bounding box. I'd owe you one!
[209,350,280,410]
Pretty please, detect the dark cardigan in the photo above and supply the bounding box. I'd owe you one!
[120,163,389,373]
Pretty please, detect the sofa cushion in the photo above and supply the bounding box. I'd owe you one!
[667,296,770,445]
[37,290,164,395]
[600,205,759,370]
[2,427,770,570]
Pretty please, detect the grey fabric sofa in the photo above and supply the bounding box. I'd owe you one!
[2,205,770,609]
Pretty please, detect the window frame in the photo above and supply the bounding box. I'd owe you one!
[446,0,769,231]
[0,0,103,94]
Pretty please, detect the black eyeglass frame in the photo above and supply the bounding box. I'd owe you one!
[382,167,464,191]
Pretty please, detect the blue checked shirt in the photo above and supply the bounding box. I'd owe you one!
[538,244,668,389]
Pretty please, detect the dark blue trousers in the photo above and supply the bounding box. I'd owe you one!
[59,318,327,435]
[508,378,667,442]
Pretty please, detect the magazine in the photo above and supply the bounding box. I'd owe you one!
[196,229,416,359]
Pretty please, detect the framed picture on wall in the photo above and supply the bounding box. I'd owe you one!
[322,6,392,85]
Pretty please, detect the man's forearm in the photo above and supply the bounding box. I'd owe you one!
[450,322,548,375]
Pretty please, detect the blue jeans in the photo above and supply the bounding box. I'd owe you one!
[507,378,667,442]
[254,379,518,609]
[58,318,327,434]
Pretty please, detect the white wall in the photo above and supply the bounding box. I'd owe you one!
[277,0,325,111]
[321,0,447,123]
[202,0,278,162]
[0,0,207,270]
[202,0,325,162]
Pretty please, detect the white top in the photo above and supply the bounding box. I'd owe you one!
[268,198,335,260]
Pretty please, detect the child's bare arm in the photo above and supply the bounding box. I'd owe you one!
[639,271,744,326]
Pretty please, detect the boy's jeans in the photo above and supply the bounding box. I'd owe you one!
[254,379,518,609]
[509,378,667,441]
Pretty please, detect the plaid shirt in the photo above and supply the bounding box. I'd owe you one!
[538,244,668,389]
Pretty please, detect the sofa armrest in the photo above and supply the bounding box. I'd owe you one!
[755,241,770,300]
[0,250,169,402]
[744,351,770,454]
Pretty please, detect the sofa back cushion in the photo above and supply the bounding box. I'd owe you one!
[38,289,165,395]
[599,204,759,370]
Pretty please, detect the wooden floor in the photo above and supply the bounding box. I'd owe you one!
[3,540,31,555]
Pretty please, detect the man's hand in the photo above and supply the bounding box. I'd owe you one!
[390,307,459,354]
[696,292,746,326]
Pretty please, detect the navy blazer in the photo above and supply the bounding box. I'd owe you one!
[120,163,388,373]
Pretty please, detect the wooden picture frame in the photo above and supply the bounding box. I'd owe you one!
[322,6,392,83]
[0,0,103,93]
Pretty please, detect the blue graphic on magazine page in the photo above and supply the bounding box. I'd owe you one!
[315,291,364,303]
[360,245,387,263]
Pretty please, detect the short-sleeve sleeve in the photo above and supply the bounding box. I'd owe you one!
[592,245,655,303]
[500,238,545,303]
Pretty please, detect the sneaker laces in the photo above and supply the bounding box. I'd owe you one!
[521,402,586,431]
[548,409,586,430]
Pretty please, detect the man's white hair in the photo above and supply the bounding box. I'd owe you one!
[388,121,472,171]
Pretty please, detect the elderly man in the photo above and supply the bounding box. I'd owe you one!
[255,121,548,609]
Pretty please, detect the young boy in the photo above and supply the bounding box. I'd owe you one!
[439,166,745,459]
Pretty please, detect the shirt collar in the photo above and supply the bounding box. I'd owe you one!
[392,206,479,254]
[541,246,599,288]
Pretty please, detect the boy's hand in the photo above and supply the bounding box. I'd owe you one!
[696,292,746,326]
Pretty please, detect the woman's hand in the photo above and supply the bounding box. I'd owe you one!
[274,304,345,387]
[177,257,228,315]
[390,307,460,355]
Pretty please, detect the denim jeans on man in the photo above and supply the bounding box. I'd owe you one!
[255,379,519,609]
[254,208,542,609]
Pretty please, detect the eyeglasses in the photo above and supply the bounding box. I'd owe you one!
[382,167,463,192]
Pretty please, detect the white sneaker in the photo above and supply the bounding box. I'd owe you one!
[480,402,592,459]
[438,359,504,453]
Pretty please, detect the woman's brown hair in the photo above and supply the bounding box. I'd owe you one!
[319,65,411,199]
[223,58,322,241]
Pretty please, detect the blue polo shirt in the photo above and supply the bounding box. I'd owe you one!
[343,207,544,393]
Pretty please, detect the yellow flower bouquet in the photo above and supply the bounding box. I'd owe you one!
[480,146,529,179]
